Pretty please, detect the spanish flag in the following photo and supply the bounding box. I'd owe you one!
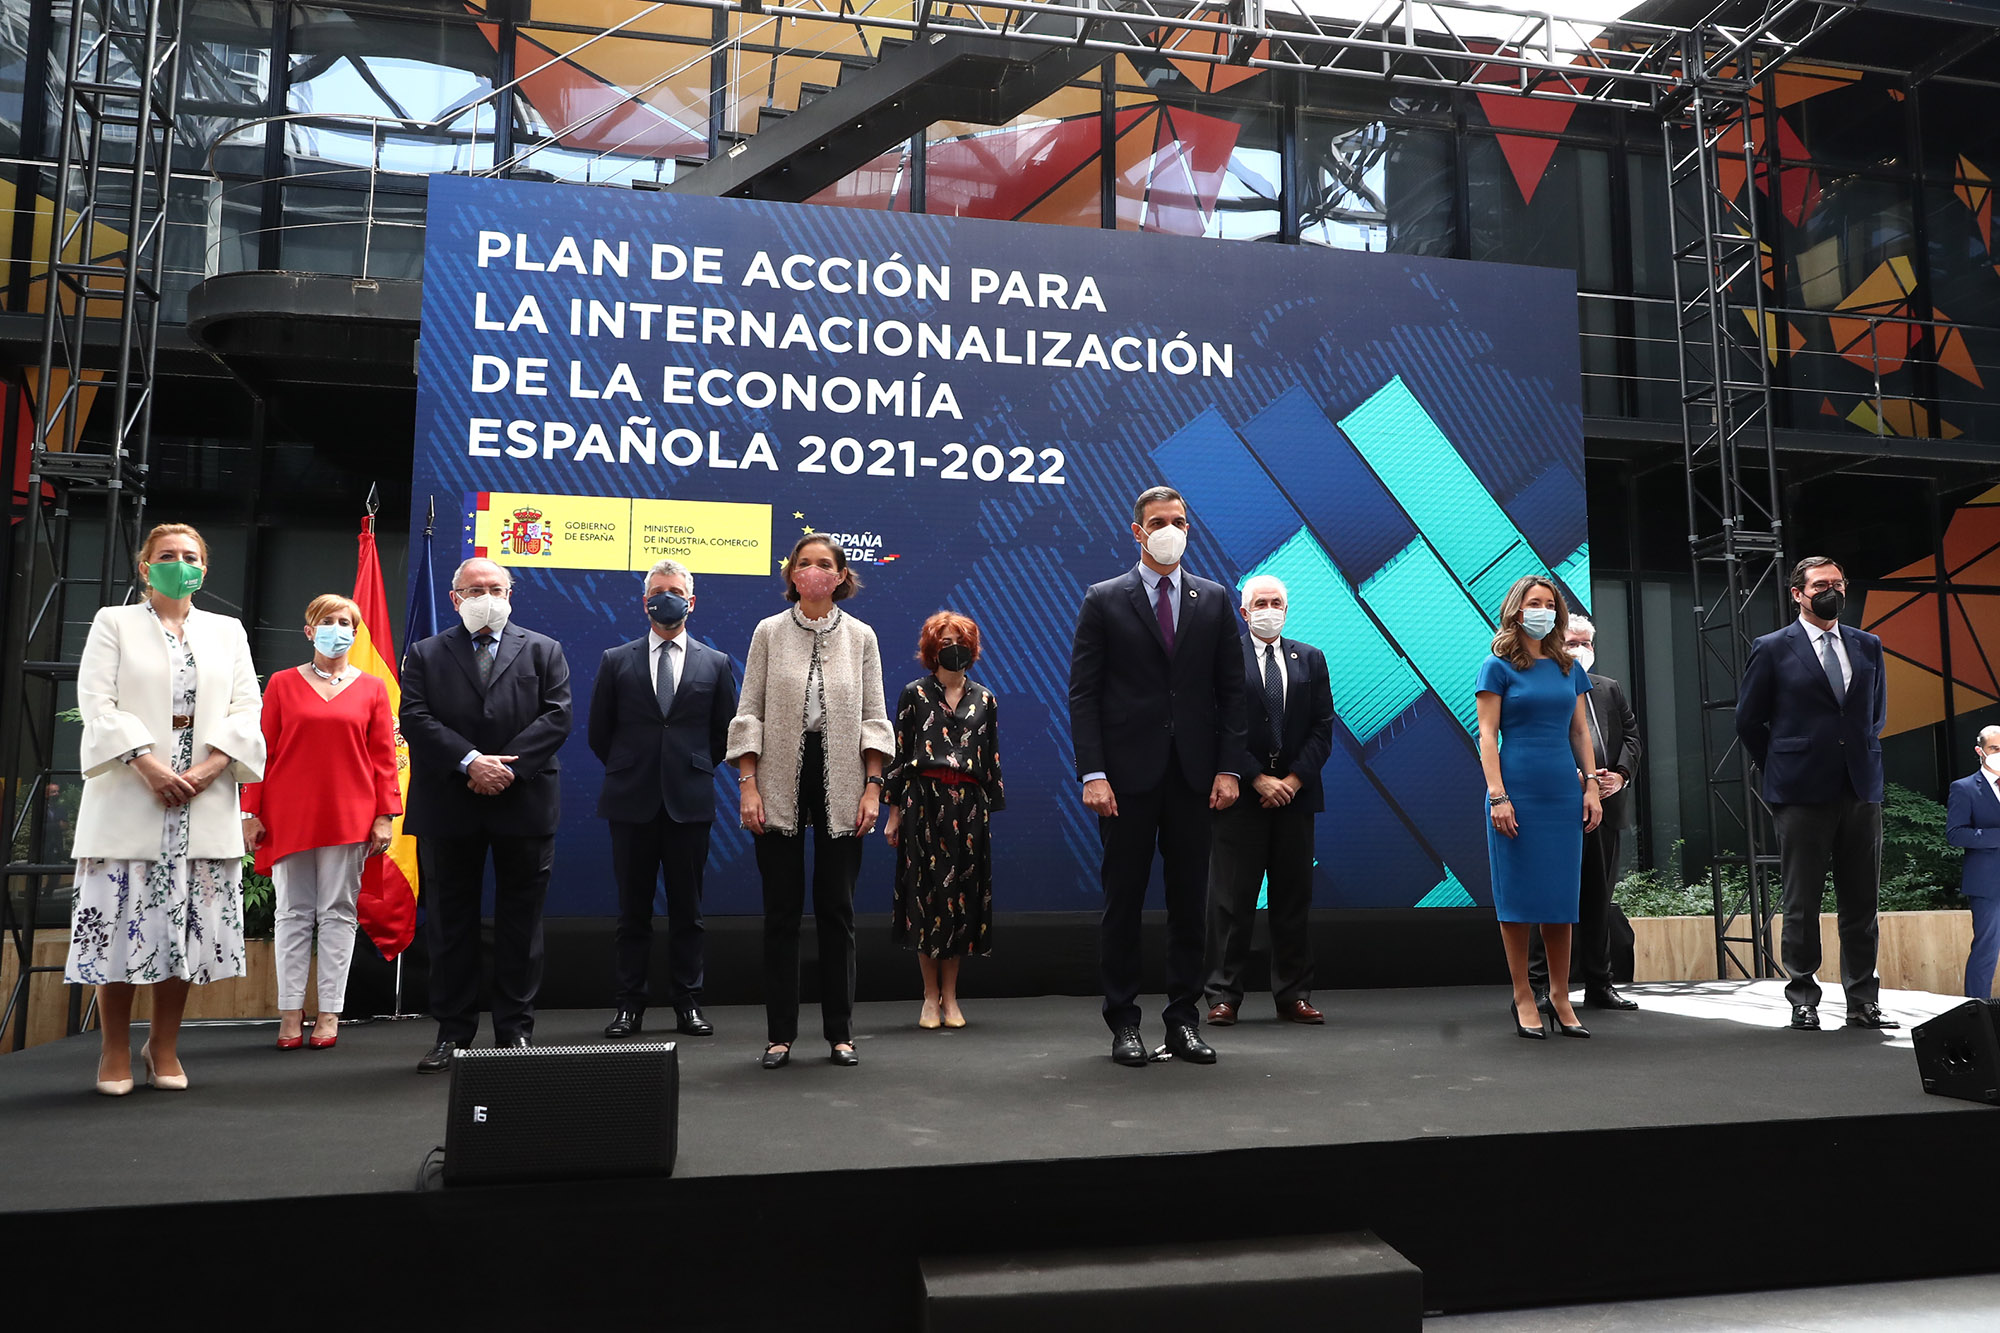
[352,516,418,959]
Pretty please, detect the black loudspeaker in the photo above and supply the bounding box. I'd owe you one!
[443,1042,678,1185]
[1911,1001,2000,1106]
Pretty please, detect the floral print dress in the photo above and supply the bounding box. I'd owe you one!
[884,676,1004,958]
[65,614,245,986]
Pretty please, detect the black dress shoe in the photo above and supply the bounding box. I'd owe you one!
[830,1044,859,1067]
[604,1008,643,1038]
[676,1008,714,1037]
[496,1034,530,1049]
[1846,1002,1901,1030]
[761,1044,791,1069]
[1165,1024,1217,1064]
[1110,1026,1148,1067]
[1790,1004,1821,1031]
[416,1039,467,1074]
[1584,986,1639,1011]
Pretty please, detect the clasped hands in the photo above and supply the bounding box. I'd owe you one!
[466,753,518,795]
[133,750,230,808]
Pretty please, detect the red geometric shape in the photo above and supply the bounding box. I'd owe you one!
[1112,103,1242,235]
[1473,94,1576,205]
[922,114,1102,221]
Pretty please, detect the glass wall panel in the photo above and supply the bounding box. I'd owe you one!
[1777,172,1921,426]
[1466,137,1614,289]
[1778,71,1910,172]
[1114,99,1278,239]
[286,6,500,174]
[513,25,712,184]
[1298,117,1454,256]
[924,82,1098,225]
[0,0,35,158]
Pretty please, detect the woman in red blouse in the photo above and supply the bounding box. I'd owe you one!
[240,593,400,1049]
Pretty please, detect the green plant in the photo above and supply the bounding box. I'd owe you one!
[241,856,275,939]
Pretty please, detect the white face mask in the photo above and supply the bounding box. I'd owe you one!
[1142,524,1187,566]
[1247,607,1285,640]
[457,592,510,634]
[1983,751,2000,778]
[1570,646,1595,671]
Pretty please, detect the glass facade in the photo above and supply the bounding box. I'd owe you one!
[6,1,2000,877]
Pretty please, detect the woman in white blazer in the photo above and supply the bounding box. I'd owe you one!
[66,524,264,1095]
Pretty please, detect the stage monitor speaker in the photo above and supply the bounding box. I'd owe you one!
[443,1042,678,1186]
[1911,1001,2000,1106]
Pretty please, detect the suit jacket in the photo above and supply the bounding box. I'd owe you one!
[588,631,738,825]
[1735,620,1886,805]
[1068,564,1248,795]
[1231,635,1335,814]
[71,603,266,860]
[400,622,573,839]
[1583,672,1643,831]
[1948,773,2000,900]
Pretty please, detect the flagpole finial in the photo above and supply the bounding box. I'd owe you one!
[424,493,436,535]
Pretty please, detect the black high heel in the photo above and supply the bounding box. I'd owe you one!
[1512,997,1547,1040]
[1540,992,1591,1039]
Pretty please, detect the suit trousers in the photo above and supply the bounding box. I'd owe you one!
[1099,749,1212,1032]
[271,841,367,1013]
[1203,795,1315,1009]
[610,813,712,1012]
[421,832,556,1044]
[1528,822,1622,994]
[754,732,864,1046]
[1967,895,2000,1000]
[1772,795,1883,1010]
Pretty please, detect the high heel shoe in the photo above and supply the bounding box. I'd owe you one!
[919,998,941,1030]
[941,1003,966,1030]
[1512,997,1547,1040]
[276,1031,304,1051]
[95,1055,134,1096]
[141,1043,189,1091]
[1539,990,1590,1038]
[307,1018,338,1049]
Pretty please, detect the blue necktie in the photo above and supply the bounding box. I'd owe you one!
[1262,644,1285,758]
[656,640,677,717]
[1819,631,1846,706]
[474,633,496,689]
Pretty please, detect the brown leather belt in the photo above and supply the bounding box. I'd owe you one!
[171,714,193,730]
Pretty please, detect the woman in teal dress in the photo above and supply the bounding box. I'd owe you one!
[1476,576,1603,1040]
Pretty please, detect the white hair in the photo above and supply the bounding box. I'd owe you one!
[452,557,511,592]
[1568,612,1595,639]
[1240,574,1288,608]
[1979,725,2000,747]
[645,557,693,592]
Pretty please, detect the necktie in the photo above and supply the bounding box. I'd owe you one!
[474,633,496,688]
[656,639,677,716]
[1819,631,1846,706]
[1154,576,1176,655]
[1262,644,1285,758]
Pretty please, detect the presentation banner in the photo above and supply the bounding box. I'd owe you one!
[412,174,1584,917]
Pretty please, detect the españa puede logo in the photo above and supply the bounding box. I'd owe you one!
[501,506,552,558]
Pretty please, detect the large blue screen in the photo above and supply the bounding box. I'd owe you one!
[411,174,1584,917]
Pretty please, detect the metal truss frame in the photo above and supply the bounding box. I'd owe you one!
[1,0,185,1051]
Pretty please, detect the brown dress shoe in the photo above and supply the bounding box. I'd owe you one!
[1206,1001,1238,1026]
[1279,999,1324,1024]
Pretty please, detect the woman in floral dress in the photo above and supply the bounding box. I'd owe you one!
[66,524,264,1094]
[883,612,1004,1029]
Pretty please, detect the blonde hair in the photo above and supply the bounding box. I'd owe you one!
[304,593,362,628]
[137,523,208,576]
[1491,576,1576,673]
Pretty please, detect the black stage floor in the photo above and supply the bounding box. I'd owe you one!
[3,983,1995,1327]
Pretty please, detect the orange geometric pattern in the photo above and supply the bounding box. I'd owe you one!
[1150,11,1269,95]
[1863,486,2000,736]
[1957,156,1993,253]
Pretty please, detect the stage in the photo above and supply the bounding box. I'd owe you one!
[3,983,1995,1327]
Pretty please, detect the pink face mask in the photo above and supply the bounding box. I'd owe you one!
[793,565,840,603]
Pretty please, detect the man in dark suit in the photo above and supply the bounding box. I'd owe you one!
[1204,575,1334,1026]
[1069,485,1248,1066]
[1945,726,2000,999]
[1736,555,1897,1032]
[589,557,738,1039]
[1530,612,1643,1011]
[401,557,573,1071]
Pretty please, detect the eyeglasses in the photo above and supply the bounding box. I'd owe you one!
[454,584,509,597]
[1804,578,1848,592]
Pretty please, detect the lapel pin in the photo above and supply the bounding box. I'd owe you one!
[1188,589,1197,599]
[1290,652,1298,659]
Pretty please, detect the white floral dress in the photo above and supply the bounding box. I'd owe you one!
[65,614,245,985]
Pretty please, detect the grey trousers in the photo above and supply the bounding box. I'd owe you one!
[1772,796,1883,1010]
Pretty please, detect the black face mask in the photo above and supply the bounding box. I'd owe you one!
[646,591,689,627]
[937,643,974,673]
[1808,588,1844,621]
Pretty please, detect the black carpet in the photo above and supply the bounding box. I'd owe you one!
[2,985,1993,1328]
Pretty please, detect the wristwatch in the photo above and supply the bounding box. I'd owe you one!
[865,775,885,787]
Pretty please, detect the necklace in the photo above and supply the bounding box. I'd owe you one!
[310,662,350,684]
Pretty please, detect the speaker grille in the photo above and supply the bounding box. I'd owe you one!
[444,1042,678,1185]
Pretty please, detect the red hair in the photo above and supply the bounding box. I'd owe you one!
[917,611,981,669]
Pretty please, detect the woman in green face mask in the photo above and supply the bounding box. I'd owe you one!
[65,523,267,1095]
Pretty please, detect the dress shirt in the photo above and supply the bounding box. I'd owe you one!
[1800,614,1852,691]
[1137,562,1181,635]
[650,629,685,702]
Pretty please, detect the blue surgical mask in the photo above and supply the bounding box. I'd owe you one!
[1520,608,1558,640]
[314,624,356,657]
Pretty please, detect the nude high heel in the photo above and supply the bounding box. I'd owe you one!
[141,1043,189,1091]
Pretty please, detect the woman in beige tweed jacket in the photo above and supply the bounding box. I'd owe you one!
[728,534,894,1069]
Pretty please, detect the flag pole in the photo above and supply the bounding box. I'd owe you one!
[390,490,434,1020]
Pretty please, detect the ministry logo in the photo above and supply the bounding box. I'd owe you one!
[500,506,554,558]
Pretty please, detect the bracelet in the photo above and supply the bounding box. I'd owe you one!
[738,773,756,785]
[865,775,885,787]
[1488,794,1511,806]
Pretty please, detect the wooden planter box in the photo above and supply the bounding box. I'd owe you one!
[2,935,314,1053]
[1632,909,1989,996]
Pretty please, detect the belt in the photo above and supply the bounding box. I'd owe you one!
[171,714,193,730]
[919,767,977,786]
